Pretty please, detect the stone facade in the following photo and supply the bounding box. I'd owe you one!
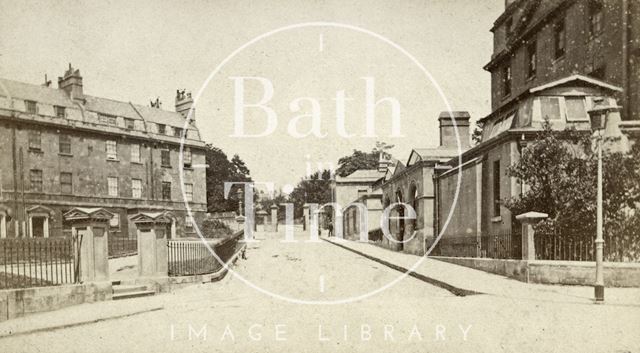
[486,0,640,120]
[435,77,625,258]
[0,65,207,240]
[335,112,468,256]
[330,0,640,258]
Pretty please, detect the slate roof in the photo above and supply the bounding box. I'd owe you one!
[412,148,462,160]
[0,76,202,144]
[335,169,386,183]
[0,78,74,107]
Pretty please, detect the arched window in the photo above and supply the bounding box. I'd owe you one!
[410,184,419,229]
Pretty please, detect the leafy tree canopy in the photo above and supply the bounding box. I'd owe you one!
[205,144,252,213]
[505,121,640,241]
[336,141,394,177]
[288,170,333,219]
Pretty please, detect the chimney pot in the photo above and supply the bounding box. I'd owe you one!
[175,89,195,121]
[58,64,84,102]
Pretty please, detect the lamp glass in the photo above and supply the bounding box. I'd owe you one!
[588,111,606,131]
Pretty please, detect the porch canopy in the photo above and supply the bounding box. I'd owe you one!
[129,212,172,225]
[63,207,114,223]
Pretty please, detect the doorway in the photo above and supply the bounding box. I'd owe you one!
[32,216,45,237]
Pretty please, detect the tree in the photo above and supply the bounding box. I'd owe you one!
[231,154,250,176]
[204,144,252,213]
[335,141,393,177]
[471,122,484,145]
[288,170,333,219]
[286,142,394,221]
[505,121,640,247]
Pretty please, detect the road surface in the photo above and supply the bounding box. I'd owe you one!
[1,230,639,353]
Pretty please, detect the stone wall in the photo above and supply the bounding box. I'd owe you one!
[0,282,112,322]
[432,256,640,287]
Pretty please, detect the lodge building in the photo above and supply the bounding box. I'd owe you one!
[0,65,208,240]
[333,0,640,257]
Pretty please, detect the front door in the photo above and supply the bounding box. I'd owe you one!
[32,216,45,237]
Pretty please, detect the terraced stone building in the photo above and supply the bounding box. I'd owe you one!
[0,65,207,240]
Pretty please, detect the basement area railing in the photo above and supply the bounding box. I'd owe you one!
[108,234,138,258]
[167,231,244,277]
[0,237,80,290]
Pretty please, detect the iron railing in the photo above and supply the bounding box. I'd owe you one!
[535,233,640,262]
[0,237,80,289]
[434,230,639,262]
[108,235,138,258]
[167,231,244,277]
[433,235,480,258]
[434,230,522,259]
[481,231,522,259]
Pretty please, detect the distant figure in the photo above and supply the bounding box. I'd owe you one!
[327,223,334,237]
[241,247,247,260]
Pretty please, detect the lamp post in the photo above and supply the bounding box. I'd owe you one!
[587,99,622,303]
[237,188,244,216]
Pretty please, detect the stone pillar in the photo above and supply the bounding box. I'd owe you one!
[515,211,548,261]
[76,223,110,282]
[270,205,278,232]
[235,215,246,231]
[0,213,6,239]
[131,213,170,278]
[333,212,344,239]
[302,204,310,231]
[317,208,326,236]
[308,207,319,241]
[63,208,113,283]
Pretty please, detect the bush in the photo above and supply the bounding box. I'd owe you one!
[201,218,232,239]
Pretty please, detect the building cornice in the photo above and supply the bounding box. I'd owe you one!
[0,191,207,212]
[0,109,207,150]
[490,0,526,32]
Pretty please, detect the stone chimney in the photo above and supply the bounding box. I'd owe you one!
[175,89,195,121]
[438,111,471,149]
[377,152,392,172]
[58,64,84,102]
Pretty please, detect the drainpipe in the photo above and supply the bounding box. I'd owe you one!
[19,148,26,236]
[622,0,630,120]
[11,124,18,234]
[149,146,155,200]
[433,168,440,253]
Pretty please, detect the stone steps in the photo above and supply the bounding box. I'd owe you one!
[111,281,155,301]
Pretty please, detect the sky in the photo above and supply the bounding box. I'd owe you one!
[0,0,503,190]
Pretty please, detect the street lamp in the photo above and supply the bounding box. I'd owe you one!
[237,188,244,216]
[587,98,622,303]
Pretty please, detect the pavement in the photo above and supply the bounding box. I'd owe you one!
[0,230,638,353]
[323,236,640,307]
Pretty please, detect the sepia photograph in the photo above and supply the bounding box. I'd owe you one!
[0,0,639,352]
